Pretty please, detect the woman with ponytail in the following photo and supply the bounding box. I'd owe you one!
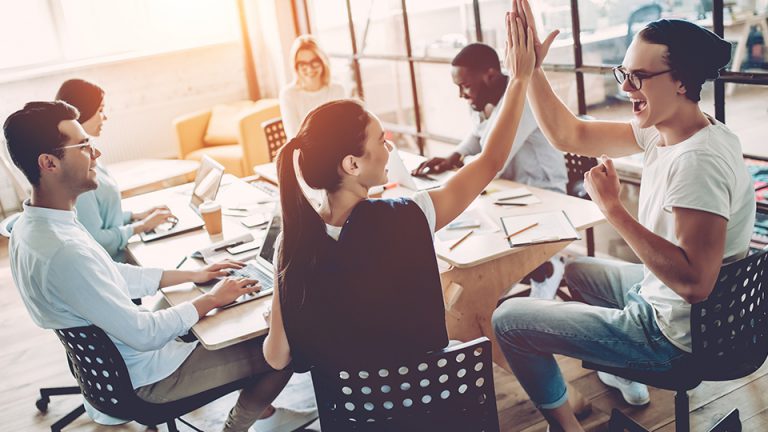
[263,11,537,371]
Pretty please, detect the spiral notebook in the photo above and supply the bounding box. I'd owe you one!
[500,210,580,247]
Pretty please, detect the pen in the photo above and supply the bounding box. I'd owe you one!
[449,229,475,251]
[214,240,245,252]
[494,201,528,206]
[506,222,539,240]
[497,193,533,201]
[175,255,188,269]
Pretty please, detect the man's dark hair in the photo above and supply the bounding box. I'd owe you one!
[451,43,501,72]
[4,101,80,186]
[639,19,731,102]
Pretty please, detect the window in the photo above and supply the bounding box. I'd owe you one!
[302,0,768,159]
[0,0,239,72]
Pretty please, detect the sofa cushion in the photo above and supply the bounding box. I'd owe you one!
[203,101,254,146]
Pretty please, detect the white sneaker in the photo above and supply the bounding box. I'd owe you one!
[597,371,650,406]
[530,257,565,299]
[249,407,318,432]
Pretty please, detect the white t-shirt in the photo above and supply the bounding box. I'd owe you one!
[325,192,436,240]
[279,82,345,138]
[632,116,755,352]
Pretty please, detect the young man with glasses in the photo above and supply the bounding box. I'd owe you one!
[4,101,299,431]
[492,2,755,431]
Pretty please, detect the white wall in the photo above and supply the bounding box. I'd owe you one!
[0,42,250,213]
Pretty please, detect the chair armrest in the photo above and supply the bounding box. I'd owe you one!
[173,109,211,158]
[238,99,281,170]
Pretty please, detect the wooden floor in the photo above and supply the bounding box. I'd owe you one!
[2,236,767,432]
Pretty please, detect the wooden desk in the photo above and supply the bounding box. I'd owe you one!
[124,175,277,350]
[384,179,605,370]
[107,159,200,198]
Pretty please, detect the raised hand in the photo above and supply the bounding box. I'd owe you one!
[512,0,560,69]
[504,8,535,80]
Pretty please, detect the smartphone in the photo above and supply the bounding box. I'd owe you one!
[226,241,261,255]
[241,214,270,228]
[446,219,481,230]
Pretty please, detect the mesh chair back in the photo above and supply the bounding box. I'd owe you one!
[311,337,499,432]
[54,326,139,420]
[262,118,287,162]
[564,153,598,199]
[692,248,768,380]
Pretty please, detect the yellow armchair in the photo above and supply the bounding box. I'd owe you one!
[173,99,281,177]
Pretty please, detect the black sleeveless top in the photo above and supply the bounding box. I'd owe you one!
[281,198,448,372]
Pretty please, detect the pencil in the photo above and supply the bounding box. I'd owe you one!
[175,255,188,269]
[505,222,539,240]
[449,229,475,251]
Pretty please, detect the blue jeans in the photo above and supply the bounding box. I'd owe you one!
[492,257,689,409]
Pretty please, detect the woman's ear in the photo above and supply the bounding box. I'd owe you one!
[676,81,687,95]
[340,155,360,177]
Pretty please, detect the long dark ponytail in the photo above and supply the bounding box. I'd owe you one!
[276,99,369,312]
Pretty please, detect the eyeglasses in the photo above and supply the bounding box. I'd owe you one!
[60,138,98,157]
[296,59,323,70]
[612,66,673,91]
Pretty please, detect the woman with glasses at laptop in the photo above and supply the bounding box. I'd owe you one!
[262,13,535,373]
[56,79,174,261]
[279,35,345,139]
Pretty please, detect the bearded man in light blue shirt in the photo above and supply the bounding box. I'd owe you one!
[4,101,291,432]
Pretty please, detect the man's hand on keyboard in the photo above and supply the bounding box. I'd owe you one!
[191,260,247,284]
[208,277,262,307]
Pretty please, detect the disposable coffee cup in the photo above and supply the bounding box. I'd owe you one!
[199,200,223,235]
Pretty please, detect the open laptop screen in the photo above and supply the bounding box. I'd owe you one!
[258,215,282,266]
[190,156,224,210]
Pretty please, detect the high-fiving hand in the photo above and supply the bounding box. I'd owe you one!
[504,4,535,80]
[509,0,560,70]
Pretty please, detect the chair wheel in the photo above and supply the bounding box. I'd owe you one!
[36,397,49,412]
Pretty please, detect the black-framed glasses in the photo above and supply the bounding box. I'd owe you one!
[612,66,673,90]
[59,138,98,157]
[296,59,323,70]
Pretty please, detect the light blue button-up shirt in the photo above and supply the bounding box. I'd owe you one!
[75,164,134,261]
[456,98,567,193]
[9,201,199,424]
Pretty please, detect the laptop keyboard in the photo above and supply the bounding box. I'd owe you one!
[228,262,274,290]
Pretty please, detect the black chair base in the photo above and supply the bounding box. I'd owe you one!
[607,407,741,432]
[36,386,86,432]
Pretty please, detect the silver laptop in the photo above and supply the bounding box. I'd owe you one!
[139,155,225,242]
[202,213,281,308]
[386,149,454,191]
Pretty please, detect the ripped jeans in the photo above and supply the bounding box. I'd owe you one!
[492,257,689,409]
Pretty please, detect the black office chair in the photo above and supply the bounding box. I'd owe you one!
[261,117,287,162]
[310,337,500,432]
[52,325,255,432]
[583,247,768,432]
[565,152,599,257]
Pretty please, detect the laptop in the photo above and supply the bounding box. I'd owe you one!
[139,155,225,242]
[202,213,281,308]
[386,149,454,191]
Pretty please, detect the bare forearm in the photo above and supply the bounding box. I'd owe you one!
[528,69,581,151]
[477,78,529,172]
[606,207,708,302]
[191,293,218,318]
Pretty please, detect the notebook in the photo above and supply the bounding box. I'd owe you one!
[500,210,580,247]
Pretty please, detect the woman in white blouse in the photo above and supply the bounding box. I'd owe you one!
[279,35,345,138]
